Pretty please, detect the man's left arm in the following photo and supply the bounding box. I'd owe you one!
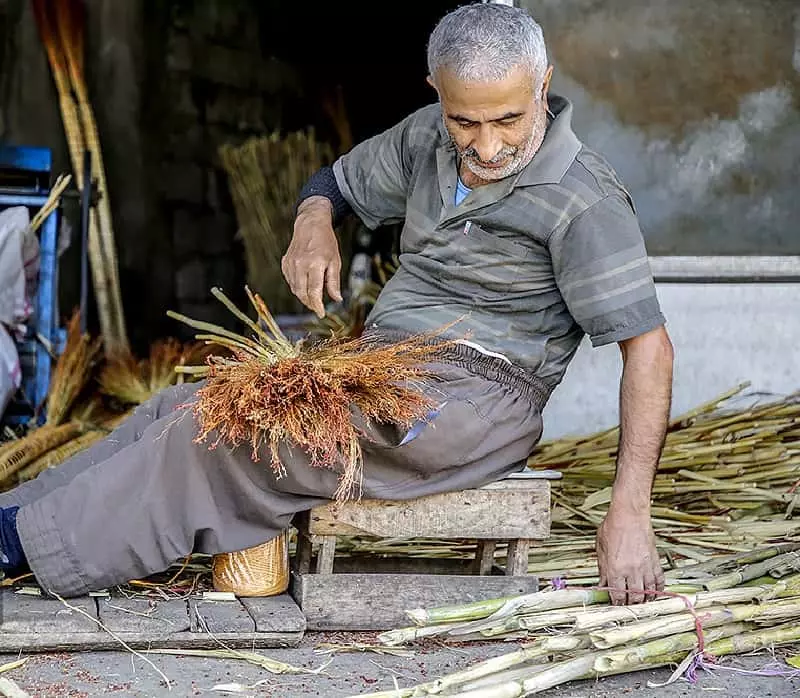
[549,192,673,605]
[597,326,673,605]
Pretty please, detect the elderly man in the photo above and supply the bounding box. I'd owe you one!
[0,4,671,606]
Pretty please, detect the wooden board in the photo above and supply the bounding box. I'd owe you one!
[308,479,550,539]
[0,590,305,651]
[292,572,540,631]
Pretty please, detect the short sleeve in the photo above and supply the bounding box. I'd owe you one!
[548,193,665,347]
[332,113,414,230]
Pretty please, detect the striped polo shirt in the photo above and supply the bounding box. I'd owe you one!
[333,95,665,394]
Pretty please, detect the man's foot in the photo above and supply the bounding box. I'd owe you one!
[0,507,25,570]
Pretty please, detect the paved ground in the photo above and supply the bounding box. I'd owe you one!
[1,635,798,697]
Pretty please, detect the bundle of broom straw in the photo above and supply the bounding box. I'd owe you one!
[169,285,451,503]
[219,130,339,316]
[32,0,128,353]
[357,546,800,696]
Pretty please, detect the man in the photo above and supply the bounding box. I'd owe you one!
[0,4,671,606]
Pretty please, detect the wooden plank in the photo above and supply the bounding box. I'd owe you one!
[0,592,98,634]
[189,598,255,634]
[97,597,190,636]
[308,480,550,539]
[0,631,303,652]
[506,539,531,576]
[240,594,306,635]
[474,540,497,575]
[333,556,476,575]
[293,573,540,631]
[315,536,336,574]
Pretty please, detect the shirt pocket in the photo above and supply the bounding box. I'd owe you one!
[434,221,532,302]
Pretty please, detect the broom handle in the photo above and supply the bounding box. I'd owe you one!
[79,149,91,335]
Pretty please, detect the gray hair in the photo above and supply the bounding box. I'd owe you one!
[427,4,548,96]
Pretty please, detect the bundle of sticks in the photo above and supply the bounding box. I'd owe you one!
[32,0,128,353]
[357,546,800,696]
[335,385,800,583]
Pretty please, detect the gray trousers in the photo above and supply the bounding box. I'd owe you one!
[1,352,546,597]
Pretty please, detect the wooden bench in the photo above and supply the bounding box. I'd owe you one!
[291,470,557,630]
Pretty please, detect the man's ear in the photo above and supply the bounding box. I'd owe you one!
[541,65,554,100]
[426,74,437,91]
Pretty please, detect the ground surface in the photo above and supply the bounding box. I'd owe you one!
[1,635,798,697]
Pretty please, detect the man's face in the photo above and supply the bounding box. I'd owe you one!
[431,64,552,183]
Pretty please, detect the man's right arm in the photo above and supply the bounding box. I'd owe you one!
[283,109,426,315]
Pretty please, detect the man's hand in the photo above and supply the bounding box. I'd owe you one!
[281,196,343,318]
[597,505,664,605]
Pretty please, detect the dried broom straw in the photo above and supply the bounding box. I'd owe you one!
[169,286,451,501]
[98,339,205,406]
[0,422,83,484]
[219,130,338,315]
[30,0,119,350]
[54,0,128,353]
[45,309,102,426]
[17,428,106,483]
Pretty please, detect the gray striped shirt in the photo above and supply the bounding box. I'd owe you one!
[333,95,665,392]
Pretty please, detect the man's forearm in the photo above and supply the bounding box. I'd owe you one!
[612,329,674,514]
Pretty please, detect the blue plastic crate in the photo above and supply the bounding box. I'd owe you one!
[0,145,63,426]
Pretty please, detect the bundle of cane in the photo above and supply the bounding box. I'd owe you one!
[31,0,128,353]
[169,286,450,503]
[357,548,800,697]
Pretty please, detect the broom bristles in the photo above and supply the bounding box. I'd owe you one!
[173,287,455,501]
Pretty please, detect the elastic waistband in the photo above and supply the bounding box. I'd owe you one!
[364,329,553,413]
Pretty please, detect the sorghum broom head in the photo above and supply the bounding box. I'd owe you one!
[98,339,208,406]
[169,286,454,502]
[46,309,103,426]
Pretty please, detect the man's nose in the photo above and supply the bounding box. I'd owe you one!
[472,126,503,163]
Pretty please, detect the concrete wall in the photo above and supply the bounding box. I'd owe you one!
[521,0,800,255]
[542,280,800,439]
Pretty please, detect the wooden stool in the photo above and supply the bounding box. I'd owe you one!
[291,471,557,630]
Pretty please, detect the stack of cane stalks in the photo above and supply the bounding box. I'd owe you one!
[32,0,128,353]
[355,546,800,696]
[336,385,800,584]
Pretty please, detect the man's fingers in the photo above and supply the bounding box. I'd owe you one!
[643,573,658,602]
[306,266,326,318]
[607,577,626,606]
[627,575,645,605]
[655,566,666,591]
[325,260,342,303]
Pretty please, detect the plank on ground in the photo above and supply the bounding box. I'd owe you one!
[293,573,540,631]
[0,592,98,634]
[97,596,190,636]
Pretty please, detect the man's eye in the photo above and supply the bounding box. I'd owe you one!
[499,117,520,126]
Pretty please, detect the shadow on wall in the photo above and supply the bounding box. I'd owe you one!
[523,0,800,255]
